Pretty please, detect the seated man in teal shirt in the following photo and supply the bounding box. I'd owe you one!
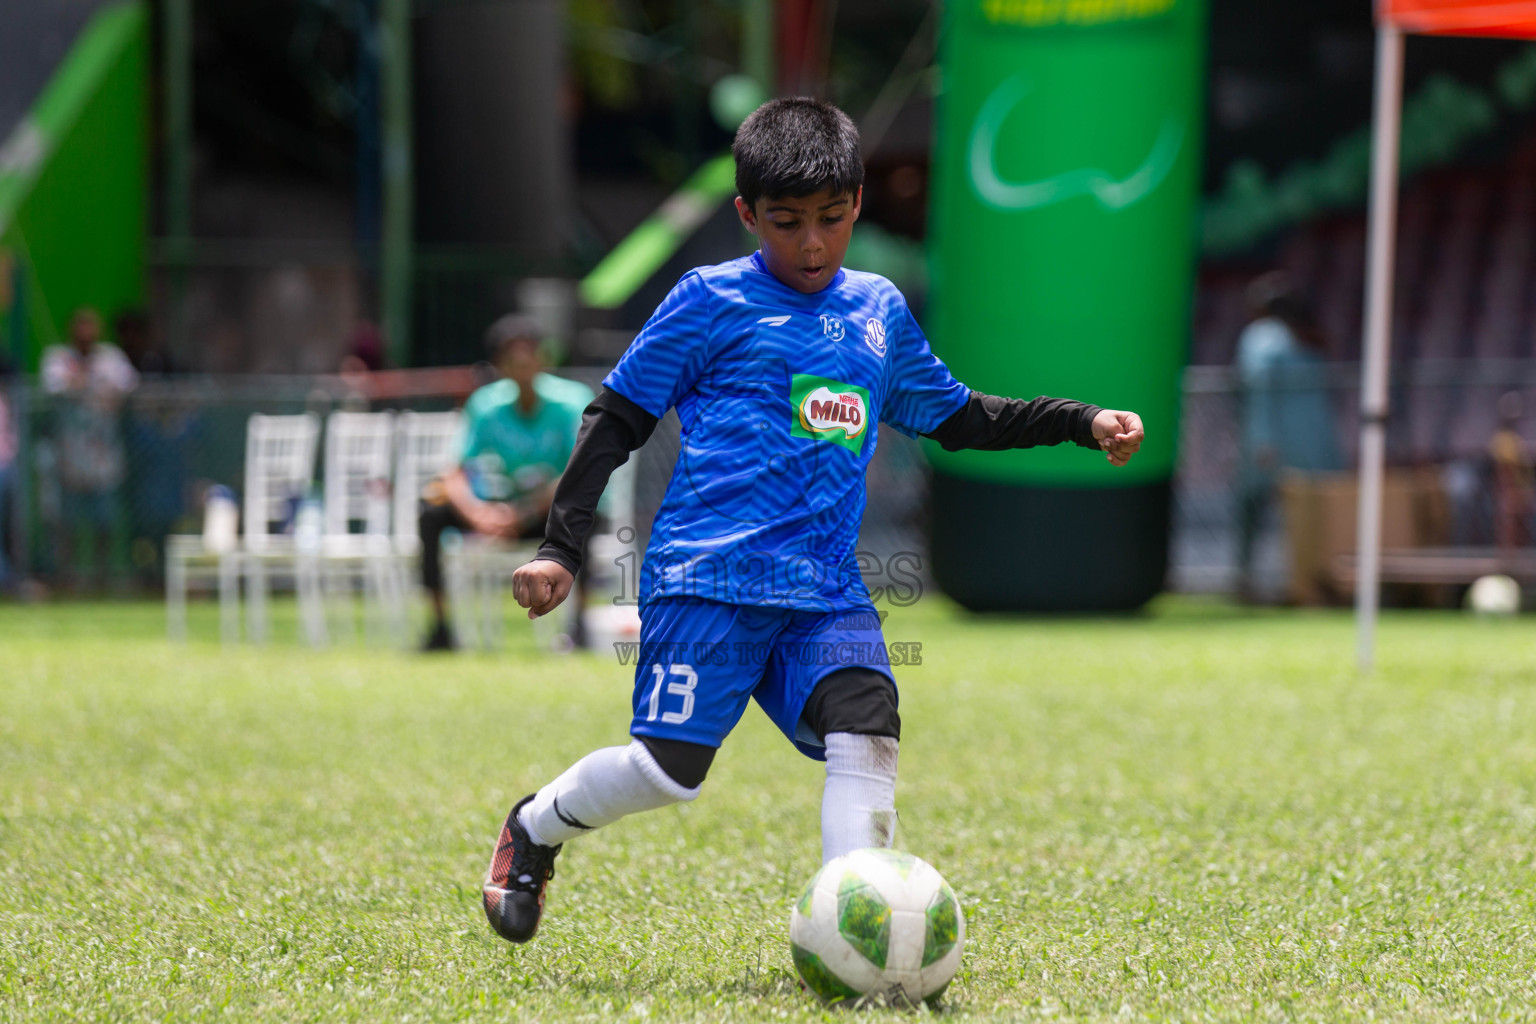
[420,315,593,650]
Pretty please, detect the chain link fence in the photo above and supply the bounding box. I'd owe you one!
[0,374,466,589]
[1174,360,1536,600]
[2,360,1532,601]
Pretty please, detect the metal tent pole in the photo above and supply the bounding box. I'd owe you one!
[355,0,382,314]
[1356,24,1405,672]
[163,0,193,363]
[743,0,774,96]
[380,0,413,369]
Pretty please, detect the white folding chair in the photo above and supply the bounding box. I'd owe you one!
[165,413,320,643]
[445,533,546,651]
[390,411,462,641]
[242,413,322,644]
[392,411,463,560]
[448,450,638,653]
[301,411,399,646]
[392,406,604,653]
[164,519,243,644]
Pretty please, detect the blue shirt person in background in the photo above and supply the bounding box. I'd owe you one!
[477,98,1147,946]
[40,307,139,592]
[417,315,590,650]
[1234,272,1343,600]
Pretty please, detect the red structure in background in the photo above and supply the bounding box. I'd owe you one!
[776,0,833,96]
[1356,0,1536,667]
[1381,0,1536,37]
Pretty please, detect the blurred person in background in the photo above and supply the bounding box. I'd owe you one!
[340,320,386,375]
[338,320,386,411]
[41,307,138,589]
[127,402,199,588]
[417,315,592,650]
[116,308,189,584]
[1489,391,1533,551]
[114,309,172,375]
[1234,272,1342,600]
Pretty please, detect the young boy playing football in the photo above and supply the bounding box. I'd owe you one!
[482,97,1145,944]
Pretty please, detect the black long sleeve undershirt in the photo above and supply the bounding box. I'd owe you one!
[536,387,658,576]
[539,387,1102,575]
[922,392,1102,453]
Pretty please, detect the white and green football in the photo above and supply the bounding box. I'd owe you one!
[789,848,965,1006]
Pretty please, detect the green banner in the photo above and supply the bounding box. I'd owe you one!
[926,0,1205,486]
[0,1,147,368]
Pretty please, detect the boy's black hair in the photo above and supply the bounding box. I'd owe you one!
[732,97,863,208]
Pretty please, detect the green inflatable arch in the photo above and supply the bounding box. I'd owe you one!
[925,0,1206,611]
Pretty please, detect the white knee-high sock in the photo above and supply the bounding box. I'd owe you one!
[821,732,899,863]
[519,740,700,847]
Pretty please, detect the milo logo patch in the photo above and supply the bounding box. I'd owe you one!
[791,374,872,454]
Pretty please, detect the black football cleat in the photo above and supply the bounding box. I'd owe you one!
[482,794,562,943]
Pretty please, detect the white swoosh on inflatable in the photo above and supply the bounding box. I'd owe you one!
[968,74,1184,212]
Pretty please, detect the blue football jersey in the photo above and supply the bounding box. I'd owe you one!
[605,251,969,610]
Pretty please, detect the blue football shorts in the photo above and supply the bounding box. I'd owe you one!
[627,596,897,760]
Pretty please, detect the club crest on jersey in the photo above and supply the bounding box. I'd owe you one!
[864,317,887,357]
[791,374,871,454]
[820,314,845,342]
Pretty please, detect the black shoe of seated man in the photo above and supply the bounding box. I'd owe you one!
[483,794,562,943]
[421,620,456,652]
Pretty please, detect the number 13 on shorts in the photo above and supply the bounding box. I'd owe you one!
[645,663,698,725]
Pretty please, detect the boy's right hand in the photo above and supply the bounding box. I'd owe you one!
[512,559,575,619]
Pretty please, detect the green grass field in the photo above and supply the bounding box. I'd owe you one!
[4,596,1536,1022]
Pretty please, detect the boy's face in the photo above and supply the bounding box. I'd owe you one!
[735,186,861,294]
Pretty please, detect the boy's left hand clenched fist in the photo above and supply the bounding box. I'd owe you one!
[512,558,575,619]
[1092,409,1145,467]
